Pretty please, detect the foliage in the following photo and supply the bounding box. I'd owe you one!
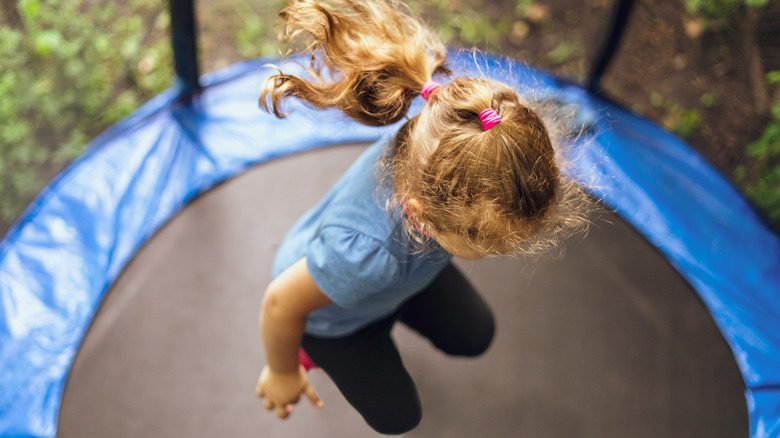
[681,0,778,226]
[2,0,517,235]
[236,8,281,59]
[2,0,777,234]
[406,0,513,51]
[201,0,286,61]
[649,93,702,139]
[0,0,172,233]
[736,71,780,223]
[685,0,771,14]
[547,39,584,65]
[684,0,774,31]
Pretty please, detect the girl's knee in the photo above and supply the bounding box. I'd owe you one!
[366,406,422,435]
[440,315,495,357]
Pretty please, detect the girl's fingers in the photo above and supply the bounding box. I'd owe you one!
[304,384,324,408]
[276,404,292,419]
[264,398,274,410]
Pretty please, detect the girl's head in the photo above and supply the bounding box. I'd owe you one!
[262,0,589,257]
[391,78,562,258]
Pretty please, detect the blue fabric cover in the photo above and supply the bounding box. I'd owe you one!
[0,51,778,437]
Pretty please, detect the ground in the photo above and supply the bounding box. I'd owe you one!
[197,0,777,177]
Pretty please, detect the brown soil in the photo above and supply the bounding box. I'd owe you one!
[196,0,778,179]
[491,0,776,177]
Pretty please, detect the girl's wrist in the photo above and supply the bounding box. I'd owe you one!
[266,357,303,376]
[269,366,299,376]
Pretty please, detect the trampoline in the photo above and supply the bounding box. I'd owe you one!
[1,2,779,438]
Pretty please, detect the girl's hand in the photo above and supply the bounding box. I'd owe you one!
[256,364,323,419]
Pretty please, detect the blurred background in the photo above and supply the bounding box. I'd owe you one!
[1,0,778,237]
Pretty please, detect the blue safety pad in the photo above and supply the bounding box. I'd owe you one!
[1,50,778,437]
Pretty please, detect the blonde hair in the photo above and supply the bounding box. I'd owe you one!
[261,0,590,256]
[260,0,448,125]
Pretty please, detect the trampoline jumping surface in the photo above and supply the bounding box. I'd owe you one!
[57,143,748,438]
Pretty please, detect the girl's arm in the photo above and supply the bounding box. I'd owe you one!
[257,257,333,419]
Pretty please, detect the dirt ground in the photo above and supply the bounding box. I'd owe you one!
[198,0,778,178]
[484,0,776,176]
[587,0,778,174]
[515,0,777,176]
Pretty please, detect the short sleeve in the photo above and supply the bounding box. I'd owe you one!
[306,225,400,308]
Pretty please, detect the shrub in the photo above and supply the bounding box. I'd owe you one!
[736,71,780,224]
[0,0,172,232]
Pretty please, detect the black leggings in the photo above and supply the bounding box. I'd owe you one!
[301,264,495,435]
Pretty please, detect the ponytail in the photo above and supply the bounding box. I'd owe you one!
[260,0,449,126]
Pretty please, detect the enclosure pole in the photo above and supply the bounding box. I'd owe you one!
[585,0,636,94]
[168,0,201,95]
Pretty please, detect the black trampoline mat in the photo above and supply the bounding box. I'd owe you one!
[58,143,748,438]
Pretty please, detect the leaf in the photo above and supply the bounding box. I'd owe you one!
[772,103,780,122]
[1,121,31,144]
[548,40,583,65]
[34,30,63,57]
[18,0,41,23]
[0,28,24,56]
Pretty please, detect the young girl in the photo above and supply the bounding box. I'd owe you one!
[255,0,588,434]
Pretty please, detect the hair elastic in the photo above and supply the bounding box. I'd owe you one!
[479,108,501,130]
[400,199,432,238]
[420,81,441,100]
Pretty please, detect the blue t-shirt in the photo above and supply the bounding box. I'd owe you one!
[271,134,451,337]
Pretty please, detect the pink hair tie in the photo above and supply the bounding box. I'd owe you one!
[420,81,441,100]
[479,108,501,130]
[400,199,432,238]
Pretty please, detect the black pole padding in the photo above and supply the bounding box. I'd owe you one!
[585,0,637,94]
[168,0,201,94]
